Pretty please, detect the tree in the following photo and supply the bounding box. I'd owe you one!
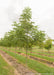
[0,7,45,65]
[12,7,34,64]
[12,7,45,64]
[44,38,52,52]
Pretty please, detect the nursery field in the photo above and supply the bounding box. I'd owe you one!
[0,6,53,75]
[0,46,54,75]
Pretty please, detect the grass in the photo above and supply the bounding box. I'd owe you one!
[5,47,54,62]
[0,54,15,75]
[1,47,54,62]
[1,48,54,75]
[28,53,54,62]
[34,51,54,56]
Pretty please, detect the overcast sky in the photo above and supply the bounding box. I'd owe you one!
[0,0,54,39]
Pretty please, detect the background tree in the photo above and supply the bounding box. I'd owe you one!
[44,38,52,52]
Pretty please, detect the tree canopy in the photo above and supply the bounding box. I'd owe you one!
[44,38,52,51]
[0,7,45,50]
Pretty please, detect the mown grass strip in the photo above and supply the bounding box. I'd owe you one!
[28,53,54,62]
[0,54,15,75]
[32,50,54,56]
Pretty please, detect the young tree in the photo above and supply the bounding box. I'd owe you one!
[12,7,34,64]
[0,7,45,65]
[44,38,52,52]
[12,7,45,64]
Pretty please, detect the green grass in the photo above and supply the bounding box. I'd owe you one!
[28,53,54,62]
[6,47,54,62]
[0,54,15,75]
[34,51,54,56]
[1,49,54,75]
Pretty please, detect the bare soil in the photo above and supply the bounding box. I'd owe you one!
[17,52,54,68]
[3,48,54,68]
[2,48,54,68]
[32,52,54,58]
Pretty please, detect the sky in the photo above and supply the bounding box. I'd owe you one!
[0,0,54,39]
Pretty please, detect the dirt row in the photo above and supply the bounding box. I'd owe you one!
[17,52,54,68]
[3,47,54,58]
[0,50,35,75]
[32,52,54,58]
[2,47,54,68]
[6,48,54,68]
[2,48,54,68]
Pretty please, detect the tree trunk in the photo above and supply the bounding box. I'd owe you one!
[48,49,50,54]
[15,47,17,58]
[30,48,32,57]
[26,48,28,66]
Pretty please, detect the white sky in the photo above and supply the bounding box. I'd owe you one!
[0,0,54,39]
